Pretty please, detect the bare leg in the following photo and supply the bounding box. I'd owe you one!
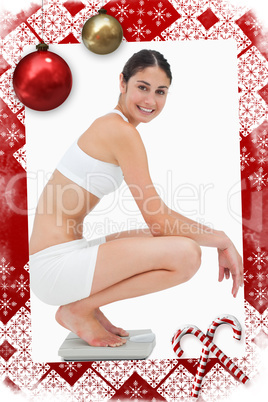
[93,228,153,337]
[105,228,152,242]
[56,235,201,347]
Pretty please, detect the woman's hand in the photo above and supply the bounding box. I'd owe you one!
[217,239,243,298]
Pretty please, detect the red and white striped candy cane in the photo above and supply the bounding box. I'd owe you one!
[191,315,242,398]
[172,325,249,387]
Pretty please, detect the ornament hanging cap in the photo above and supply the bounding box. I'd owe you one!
[36,42,49,51]
[98,9,107,14]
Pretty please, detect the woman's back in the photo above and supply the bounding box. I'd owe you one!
[29,111,129,254]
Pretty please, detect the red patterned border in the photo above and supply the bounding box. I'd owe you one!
[0,0,268,400]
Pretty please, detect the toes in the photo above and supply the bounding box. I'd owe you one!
[110,326,129,337]
[108,336,126,347]
[108,335,126,347]
[109,341,125,347]
[118,328,129,337]
[96,333,126,348]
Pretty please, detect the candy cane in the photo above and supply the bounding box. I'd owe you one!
[191,315,242,398]
[172,325,249,386]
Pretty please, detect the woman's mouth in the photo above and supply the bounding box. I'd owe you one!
[137,106,154,114]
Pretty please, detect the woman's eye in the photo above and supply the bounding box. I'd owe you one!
[138,85,147,91]
[156,90,165,95]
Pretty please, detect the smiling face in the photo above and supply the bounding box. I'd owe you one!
[118,66,170,126]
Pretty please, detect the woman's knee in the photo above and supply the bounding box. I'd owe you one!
[169,237,202,281]
[185,238,202,279]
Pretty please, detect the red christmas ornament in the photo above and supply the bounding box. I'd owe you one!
[13,43,72,111]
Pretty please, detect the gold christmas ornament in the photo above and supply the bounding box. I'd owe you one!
[82,9,123,55]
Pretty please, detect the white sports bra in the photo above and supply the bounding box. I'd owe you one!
[56,110,128,199]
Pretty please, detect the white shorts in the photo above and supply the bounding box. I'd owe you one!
[29,236,106,306]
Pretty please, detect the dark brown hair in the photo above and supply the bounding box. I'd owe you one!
[122,49,172,84]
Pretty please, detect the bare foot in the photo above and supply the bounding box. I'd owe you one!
[95,308,129,337]
[55,305,126,347]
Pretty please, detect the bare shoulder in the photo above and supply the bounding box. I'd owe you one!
[92,112,145,155]
[81,113,138,142]
[78,112,143,165]
[96,112,139,138]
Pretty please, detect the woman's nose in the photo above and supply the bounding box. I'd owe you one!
[144,92,155,105]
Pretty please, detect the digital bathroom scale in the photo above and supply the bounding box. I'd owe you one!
[58,329,156,361]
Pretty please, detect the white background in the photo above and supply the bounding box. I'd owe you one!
[26,39,245,361]
[1,0,267,400]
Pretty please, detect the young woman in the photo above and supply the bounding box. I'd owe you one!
[29,49,243,348]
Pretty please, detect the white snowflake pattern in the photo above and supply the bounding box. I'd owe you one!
[252,129,268,151]
[137,7,145,17]
[124,379,148,399]
[0,281,9,292]
[245,16,262,37]
[0,293,17,317]
[111,1,134,23]
[147,2,171,27]
[127,19,151,41]
[247,246,268,270]
[247,246,268,306]
[256,272,265,281]
[12,274,29,298]
[0,257,15,281]
[258,154,267,165]
[58,362,83,378]
[248,167,267,191]
[240,146,255,170]
[251,287,268,306]
[244,269,254,283]
[1,123,24,148]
